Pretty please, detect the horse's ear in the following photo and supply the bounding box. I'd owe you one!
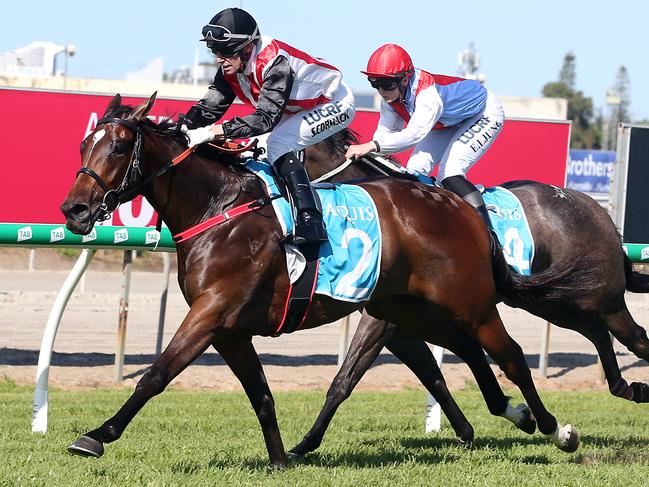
[131,92,157,121]
[103,93,122,117]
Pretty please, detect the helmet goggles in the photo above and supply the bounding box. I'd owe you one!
[200,24,259,56]
[367,76,400,91]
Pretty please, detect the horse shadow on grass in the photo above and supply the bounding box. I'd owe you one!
[197,433,649,470]
[2,347,624,381]
[200,435,553,469]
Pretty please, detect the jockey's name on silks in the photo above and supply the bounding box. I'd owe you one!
[244,159,382,302]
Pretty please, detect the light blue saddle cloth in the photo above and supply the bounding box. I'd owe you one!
[396,173,535,275]
[482,186,535,275]
[245,159,382,302]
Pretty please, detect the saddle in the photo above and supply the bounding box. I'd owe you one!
[195,138,265,160]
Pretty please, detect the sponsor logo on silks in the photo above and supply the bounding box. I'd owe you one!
[302,101,350,137]
[17,226,32,243]
[641,246,649,261]
[82,229,97,243]
[457,115,503,153]
[145,230,160,245]
[114,228,129,244]
[50,227,65,243]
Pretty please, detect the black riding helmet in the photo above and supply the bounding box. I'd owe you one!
[200,8,260,57]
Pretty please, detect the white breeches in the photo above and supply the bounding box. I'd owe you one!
[407,91,505,181]
[264,82,356,163]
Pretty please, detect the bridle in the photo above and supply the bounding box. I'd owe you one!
[76,116,264,225]
[77,117,152,222]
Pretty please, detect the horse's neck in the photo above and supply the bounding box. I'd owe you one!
[143,143,262,235]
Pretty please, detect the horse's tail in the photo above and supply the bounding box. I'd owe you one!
[624,254,649,293]
[490,233,602,302]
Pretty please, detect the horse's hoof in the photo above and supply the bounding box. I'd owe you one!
[287,440,314,458]
[550,424,580,453]
[267,461,288,472]
[286,450,301,460]
[68,435,104,457]
[457,435,473,448]
[516,405,537,435]
[631,382,649,403]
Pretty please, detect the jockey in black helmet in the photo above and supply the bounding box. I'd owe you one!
[184,8,356,245]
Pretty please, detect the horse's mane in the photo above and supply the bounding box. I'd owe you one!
[322,128,359,158]
[106,104,188,147]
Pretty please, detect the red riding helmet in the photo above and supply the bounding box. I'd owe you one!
[361,44,414,78]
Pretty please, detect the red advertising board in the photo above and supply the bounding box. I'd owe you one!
[0,88,569,226]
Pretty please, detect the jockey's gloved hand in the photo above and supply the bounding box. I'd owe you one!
[185,125,216,148]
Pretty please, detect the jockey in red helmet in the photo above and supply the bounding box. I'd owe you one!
[346,44,505,227]
[184,8,356,244]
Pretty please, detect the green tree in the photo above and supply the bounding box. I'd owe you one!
[542,52,600,149]
[558,51,576,90]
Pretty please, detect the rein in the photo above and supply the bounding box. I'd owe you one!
[77,116,275,241]
[76,117,198,222]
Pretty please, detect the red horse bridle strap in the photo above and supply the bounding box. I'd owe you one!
[173,199,269,243]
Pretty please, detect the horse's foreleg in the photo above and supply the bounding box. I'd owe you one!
[289,313,389,457]
[212,337,287,469]
[602,307,649,403]
[472,309,579,452]
[68,295,222,458]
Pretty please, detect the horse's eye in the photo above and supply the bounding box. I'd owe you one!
[112,142,128,156]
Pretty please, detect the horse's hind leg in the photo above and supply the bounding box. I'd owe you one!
[289,315,390,457]
[422,319,536,435]
[213,337,288,468]
[602,307,649,402]
[471,308,579,452]
[290,315,474,457]
[291,313,478,457]
[383,323,476,443]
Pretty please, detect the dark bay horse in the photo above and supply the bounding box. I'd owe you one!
[60,94,579,467]
[288,128,649,457]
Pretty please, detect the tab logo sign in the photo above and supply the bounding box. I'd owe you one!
[114,229,129,244]
[50,227,65,243]
[145,230,160,245]
[641,246,649,261]
[82,228,97,243]
[17,226,32,243]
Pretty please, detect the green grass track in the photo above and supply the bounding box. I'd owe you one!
[1,380,648,486]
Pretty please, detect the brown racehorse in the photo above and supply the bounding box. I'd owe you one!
[61,94,579,467]
[288,128,649,457]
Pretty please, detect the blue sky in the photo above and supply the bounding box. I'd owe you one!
[3,0,647,120]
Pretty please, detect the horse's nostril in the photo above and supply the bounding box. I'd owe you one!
[66,203,90,220]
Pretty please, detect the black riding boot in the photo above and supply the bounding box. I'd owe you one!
[442,175,491,228]
[276,151,328,244]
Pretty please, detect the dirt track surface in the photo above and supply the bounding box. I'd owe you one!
[1,250,649,394]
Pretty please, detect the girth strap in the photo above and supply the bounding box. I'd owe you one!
[272,244,320,336]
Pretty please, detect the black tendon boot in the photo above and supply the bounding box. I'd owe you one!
[275,151,328,244]
[442,175,491,228]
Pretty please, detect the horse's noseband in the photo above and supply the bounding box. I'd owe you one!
[76,117,144,222]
